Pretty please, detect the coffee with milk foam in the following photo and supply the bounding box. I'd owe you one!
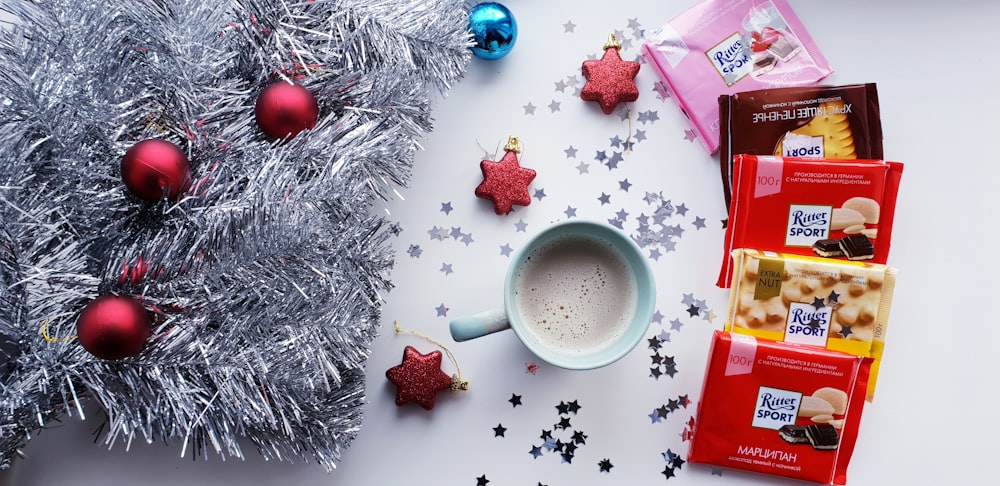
[512,234,638,355]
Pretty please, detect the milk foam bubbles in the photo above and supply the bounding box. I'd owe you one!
[512,234,638,355]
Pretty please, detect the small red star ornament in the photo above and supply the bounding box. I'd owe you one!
[475,136,536,215]
[386,345,455,410]
[581,34,640,114]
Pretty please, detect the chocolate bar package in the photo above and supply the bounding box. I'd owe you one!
[642,0,832,154]
[689,331,871,485]
[726,249,897,401]
[718,83,885,209]
[718,155,903,288]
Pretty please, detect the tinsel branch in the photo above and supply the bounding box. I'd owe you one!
[0,0,470,470]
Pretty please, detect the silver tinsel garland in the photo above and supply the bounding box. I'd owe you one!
[0,0,470,470]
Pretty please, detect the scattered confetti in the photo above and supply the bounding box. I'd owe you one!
[509,394,523,407]
[435,303,449,317]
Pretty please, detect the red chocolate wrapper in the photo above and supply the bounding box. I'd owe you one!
[718,83,885,210]
[689,331,871,485]
[717,155,903,288]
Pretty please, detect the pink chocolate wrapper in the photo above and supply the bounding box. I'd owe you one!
[642,0,832,154]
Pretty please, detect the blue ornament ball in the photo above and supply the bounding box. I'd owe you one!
[468,2,517,60]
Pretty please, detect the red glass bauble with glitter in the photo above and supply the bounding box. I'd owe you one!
[76,294,152,360]
[120,139,192,202]
[254,81,319,140]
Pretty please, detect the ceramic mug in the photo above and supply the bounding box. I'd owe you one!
[449,220,656,369]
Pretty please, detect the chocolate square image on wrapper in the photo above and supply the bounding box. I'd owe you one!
[806,423,840,450]
[812,239,843,257]
[839,234,875,261]
[779,424,809,444]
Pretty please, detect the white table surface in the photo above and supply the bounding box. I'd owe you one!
[3,1,998,485]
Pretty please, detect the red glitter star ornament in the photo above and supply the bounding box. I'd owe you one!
[475,136,536,215]
[581,34,640,114]
[386,345,455,410]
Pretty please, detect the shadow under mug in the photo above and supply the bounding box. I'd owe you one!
[449,220,656,370]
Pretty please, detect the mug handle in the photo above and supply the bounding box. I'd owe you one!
[450,309,510,342]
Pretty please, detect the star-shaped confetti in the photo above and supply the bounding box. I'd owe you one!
[385,346,454,410]
[598,458,613,472]
[475,138,536,215]
[556,401,571,414]
[477,474,489,486]
[580,34,640,114]
[509,393,523,407]
[493,424,507,437]
[567,400,581,414]
[435,303,449,316]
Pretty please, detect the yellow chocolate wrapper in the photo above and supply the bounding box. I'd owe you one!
[725,248,896,401]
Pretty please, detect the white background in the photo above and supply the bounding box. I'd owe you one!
[3,1,999,485]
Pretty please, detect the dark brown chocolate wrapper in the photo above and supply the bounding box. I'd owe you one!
[718,83,884,210]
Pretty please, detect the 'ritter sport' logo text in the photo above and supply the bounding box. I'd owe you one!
[752,386,802,430]
[706,32,751,86]
[785,204,832,247]
[783,302,832,347]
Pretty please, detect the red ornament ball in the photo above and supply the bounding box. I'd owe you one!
[120,139,192,202]
[76,294,152,360]
[254,81,319,140]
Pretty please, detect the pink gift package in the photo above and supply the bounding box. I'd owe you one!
[642,0,832,154]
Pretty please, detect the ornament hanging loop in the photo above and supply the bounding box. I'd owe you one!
[504,136,522,154]
[603,33,621,50]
